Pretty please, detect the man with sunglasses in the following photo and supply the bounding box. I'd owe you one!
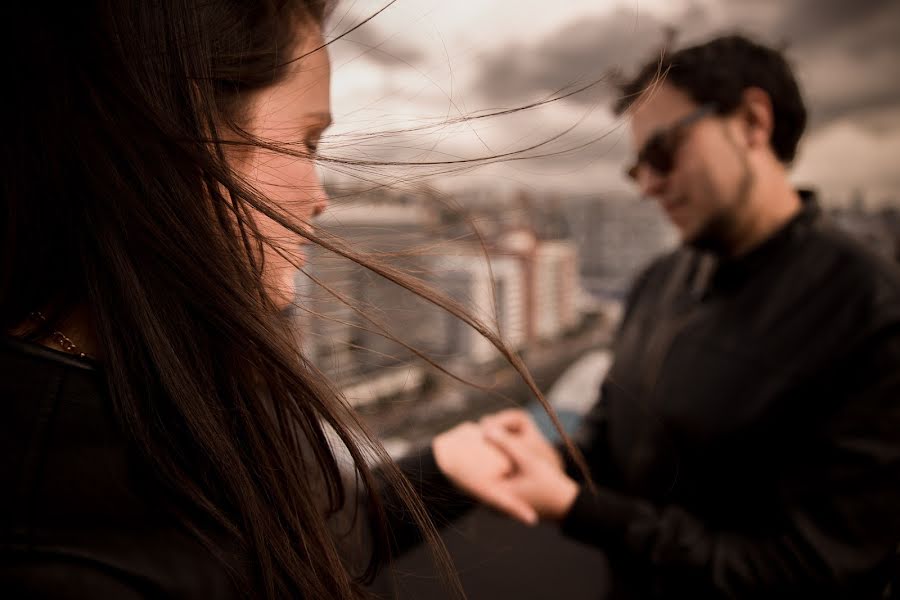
[442,34,900,598]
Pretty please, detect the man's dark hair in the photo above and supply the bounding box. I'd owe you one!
[615,34,807,164]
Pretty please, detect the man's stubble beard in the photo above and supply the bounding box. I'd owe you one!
[687,126,755,256]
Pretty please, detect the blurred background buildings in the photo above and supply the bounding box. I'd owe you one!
[289,183,899,455]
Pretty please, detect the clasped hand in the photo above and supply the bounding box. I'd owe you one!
[432,409,580,526]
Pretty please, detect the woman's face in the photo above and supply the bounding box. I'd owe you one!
[232,26,332,309]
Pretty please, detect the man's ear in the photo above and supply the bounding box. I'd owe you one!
[740,87,774,151]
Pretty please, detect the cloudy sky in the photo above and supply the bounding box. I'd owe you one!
[320,0,900,207]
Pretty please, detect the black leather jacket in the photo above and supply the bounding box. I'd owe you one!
[559,196,900,598]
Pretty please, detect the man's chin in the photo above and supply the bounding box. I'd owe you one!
[684,221,731,254]
[676,222,702,247]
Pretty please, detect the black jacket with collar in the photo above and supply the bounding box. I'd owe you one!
[559,195,900,598]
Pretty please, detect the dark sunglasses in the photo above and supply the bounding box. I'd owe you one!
[626,103,717,182]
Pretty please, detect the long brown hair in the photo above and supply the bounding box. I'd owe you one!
[2,1,585,598]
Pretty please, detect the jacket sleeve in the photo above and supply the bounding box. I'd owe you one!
[379,447,476,557]
[562,378,619,485]
[559,325,900,598]
[562,256,670,485]
[327,444,476,580]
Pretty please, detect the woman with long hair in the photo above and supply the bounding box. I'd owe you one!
[1,1,575,598]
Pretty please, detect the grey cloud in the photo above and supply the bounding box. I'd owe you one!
[472,0,900,133]
[806,70,900,134]
[715,0,900,129]
[334,22,426,68]
[767,0,898,49]
[472,8,698,109]
[706,0,898,51]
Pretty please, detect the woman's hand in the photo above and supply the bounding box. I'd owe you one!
[479,409,564,470]
[432,421,538,525]
[432,410,580,526]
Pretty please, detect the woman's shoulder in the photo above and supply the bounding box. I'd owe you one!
[0,337,241,599]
